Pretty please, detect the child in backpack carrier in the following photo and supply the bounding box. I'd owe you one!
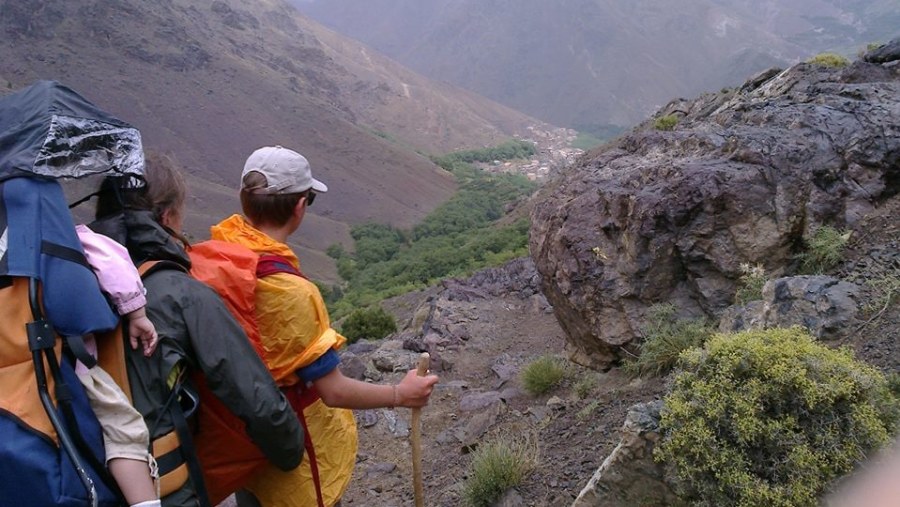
[75,224,161,507]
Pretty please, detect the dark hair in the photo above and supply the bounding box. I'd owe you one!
[239,171,308,228]
[96,151,189,243]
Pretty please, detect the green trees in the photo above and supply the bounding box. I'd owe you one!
[430,139,536,169]
[340,306,397,343]
[325,148,536,320]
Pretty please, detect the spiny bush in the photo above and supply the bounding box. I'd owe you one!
[796,225,851,274]
[339,306,397,343]
[734,263,767,304]
[808,52,850,68]
[656,327,898,507]
[520,355,567,396]
[462,432,538,507]
[624,304,713,378]
[654,114,679,131]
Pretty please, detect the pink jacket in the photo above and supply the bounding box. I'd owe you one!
[76,225,146,315]
[74,225,147,374]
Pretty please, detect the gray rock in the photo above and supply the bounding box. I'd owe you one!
[459,391,503,412]
[573,401,677,506]
[761,276,860,340]
[863,37,900,64]
[340,353,368,381]
[460,402,501,452]
[371,341,420,373]
[719,276,861,340]
[496,488,526,507]
[531,59,899,369]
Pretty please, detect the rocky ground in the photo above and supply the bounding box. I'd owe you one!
[338,195,898,507]
[339,284,666,507]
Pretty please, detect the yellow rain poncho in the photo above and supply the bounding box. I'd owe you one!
[210,214,357,507]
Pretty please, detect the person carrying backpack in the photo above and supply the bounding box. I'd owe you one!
[204,145,439,507]
[88,152,304,507]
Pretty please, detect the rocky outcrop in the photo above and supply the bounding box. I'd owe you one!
[719,275,861,340]
[863,36,900,65]
[530,55,900,370]
[572,401,676,507]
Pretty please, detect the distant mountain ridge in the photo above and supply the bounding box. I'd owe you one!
[295,0,899,133]
[0,0,549,280]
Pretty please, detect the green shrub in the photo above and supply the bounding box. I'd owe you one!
[808,52,850,68]
[462,433,538,507]
[656,327,898,507]
[654,114,679,131]
[734,263,767,304]
[624,304,713,378]
[520,355,567,396]
[574,374,598,399]
[796,226,851,274]
[339,306,397,343]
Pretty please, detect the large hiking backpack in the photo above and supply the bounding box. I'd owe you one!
[189,240,325,507]
[0,80,144,507]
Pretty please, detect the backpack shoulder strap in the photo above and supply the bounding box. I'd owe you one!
[138,259,188,278]
[96,260,185,404]
[256,254,308,280]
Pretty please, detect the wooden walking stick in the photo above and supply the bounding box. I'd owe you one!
[411,352,430,507]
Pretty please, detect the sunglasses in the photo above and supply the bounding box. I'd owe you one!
[305,190,317,207]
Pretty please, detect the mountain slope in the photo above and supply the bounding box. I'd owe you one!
[295,0,898,131]
[0,0,546,279]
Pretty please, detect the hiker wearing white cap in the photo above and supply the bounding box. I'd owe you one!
[206,146,439,507]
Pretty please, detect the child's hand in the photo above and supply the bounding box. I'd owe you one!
[126,308,158,356]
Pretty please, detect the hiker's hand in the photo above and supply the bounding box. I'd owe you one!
[396,369,439,408]
[127,308,158,356]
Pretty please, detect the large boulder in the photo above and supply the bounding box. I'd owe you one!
[531,58,900,370]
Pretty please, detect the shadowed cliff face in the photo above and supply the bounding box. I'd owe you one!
[530,47,900,370]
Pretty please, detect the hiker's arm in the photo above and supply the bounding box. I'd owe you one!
[313,367,439,410]
[184,281,303,471]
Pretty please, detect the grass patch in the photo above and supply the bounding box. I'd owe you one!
[571,132,604,151]
[865,269,900,314]
[796,225,851,274]
[734,263,767,305]
[653,114,679,131]
[462,432,538,507]
[573,374,598,399]
[624,304,713,378]
[808,52,850,68]
[520,355,567,396]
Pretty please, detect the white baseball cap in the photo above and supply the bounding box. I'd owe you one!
[241,145,328,194]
